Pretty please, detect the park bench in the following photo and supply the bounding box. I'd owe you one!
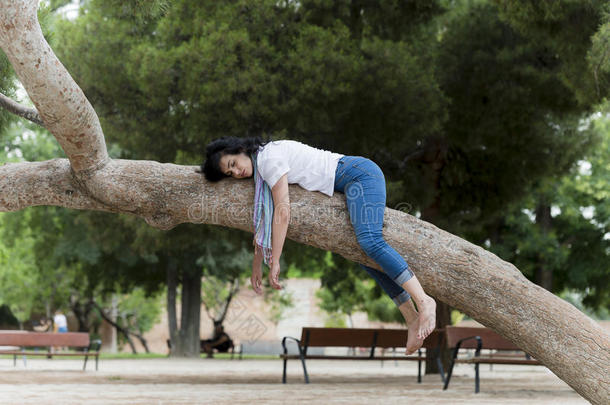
[443,326,541,393]
[0,331,101,370]
[280,327,445,384]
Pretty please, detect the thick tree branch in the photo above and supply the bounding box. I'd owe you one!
[2,158,610,403]
[0,92,45,127]
[0,0,109,173]
[1,159,610,402]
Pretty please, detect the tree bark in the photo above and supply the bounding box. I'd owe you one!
[0,2,609,402]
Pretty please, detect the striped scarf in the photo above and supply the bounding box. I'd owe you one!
[252,152,274,266]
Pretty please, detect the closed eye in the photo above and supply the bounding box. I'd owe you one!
[225,161,233,176]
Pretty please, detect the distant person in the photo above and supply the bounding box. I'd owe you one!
[201,137,436,354]
[33,317,51,332]
[201,322,233,358]
[52,310,68,352]
[53,310,68,333]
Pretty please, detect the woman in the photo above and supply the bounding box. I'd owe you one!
[201,136,436,354]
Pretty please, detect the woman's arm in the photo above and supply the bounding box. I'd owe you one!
[270,174,290,289]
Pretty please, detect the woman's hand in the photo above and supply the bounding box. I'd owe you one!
[269,259,282,290]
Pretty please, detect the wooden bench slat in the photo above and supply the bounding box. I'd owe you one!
[455,357,540,365]
[280,354,427,361]
[298,327,443,349]
[0,331,90,347]
[0,351,99,356]
[445,326,520,350]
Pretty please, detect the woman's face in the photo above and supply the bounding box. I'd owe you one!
[219,152,253,179]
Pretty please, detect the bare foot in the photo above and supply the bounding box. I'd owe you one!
[406,317,424,355]
[417,296,436,340]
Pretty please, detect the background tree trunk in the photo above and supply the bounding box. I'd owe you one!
[178,267,202,357]
[535,201,553,291]
[166,258,202,358]
[420,136,452,375]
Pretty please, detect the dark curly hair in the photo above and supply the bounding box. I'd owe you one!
[200,136,269,182]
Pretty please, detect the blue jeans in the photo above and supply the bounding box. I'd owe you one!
[334,156,413,306]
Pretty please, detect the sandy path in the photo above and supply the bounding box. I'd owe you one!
[0,358,586,404]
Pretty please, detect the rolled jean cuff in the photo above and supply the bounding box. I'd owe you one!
[392,291,411,307]
[393,266,414,286]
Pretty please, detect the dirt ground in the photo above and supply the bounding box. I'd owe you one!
[0,357,588,404]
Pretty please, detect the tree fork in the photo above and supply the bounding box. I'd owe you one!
[0,1,608,402]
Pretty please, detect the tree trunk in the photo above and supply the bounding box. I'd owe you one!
[109,294,118,353]
[420,138,452,375]
[425,301,452,373]
[178,267,202,357]
[167,259,202,358]
[535,201,553,291]
[69,295,93,333]
[166,257,180,355]
[0,2,609,402]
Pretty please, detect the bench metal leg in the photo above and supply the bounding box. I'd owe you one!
[281,336,309,384]
[95,354,99,371]
[282,357,288,383]
[83,354,89,371]
[282,353,309,384]
[443,348,458,390]
[282,351,309,384]
[475,363,480,393]
[299,351,309,384]
[417,349,422,383]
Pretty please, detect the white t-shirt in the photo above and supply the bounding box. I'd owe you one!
[256,140,344,196]
[53,313,67,329]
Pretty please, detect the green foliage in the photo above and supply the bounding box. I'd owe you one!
[52,0,447,165]
[0,223,38,324]
[322,311,347,328]
[115,288,163,338]
[433,1,598,234]
[487,109,610,311]
[588,19,610,98]
[560,290,610,320]
[494,0,609,105]
[0,52,16,141]
[315,252,403,323]
[263,287,294,325]
[451,309,465,325]
[362,294,403,324]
